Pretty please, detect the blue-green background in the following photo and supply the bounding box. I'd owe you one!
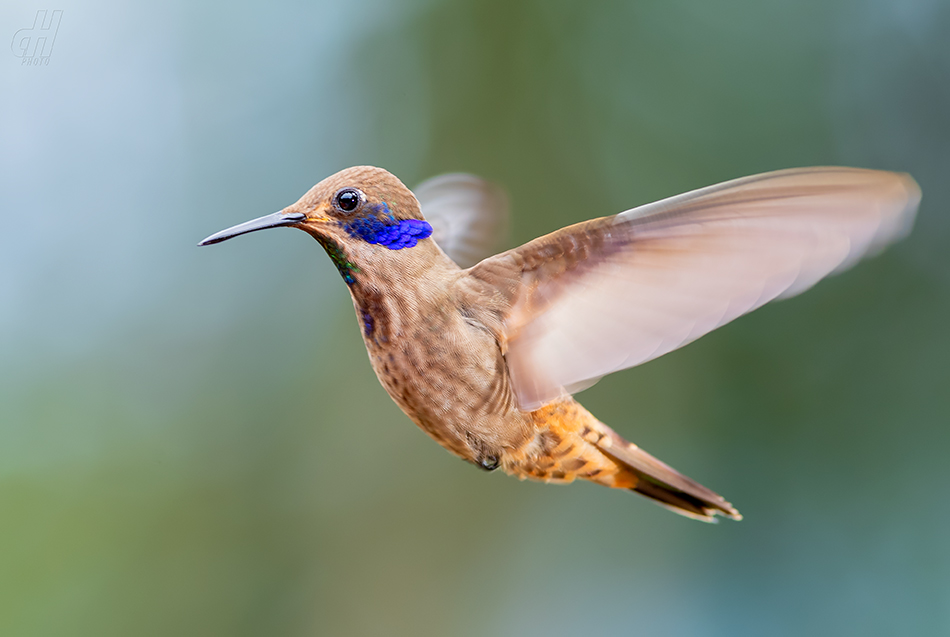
[2,1,949,635]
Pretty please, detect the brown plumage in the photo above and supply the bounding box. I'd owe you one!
[199,165,920,521]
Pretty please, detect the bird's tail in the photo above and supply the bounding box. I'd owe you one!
[594,423,741,522]
[507,399,741,522]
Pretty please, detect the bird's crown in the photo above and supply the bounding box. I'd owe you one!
[292,166,433,250]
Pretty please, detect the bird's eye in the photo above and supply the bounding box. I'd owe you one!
[335,188,362,213]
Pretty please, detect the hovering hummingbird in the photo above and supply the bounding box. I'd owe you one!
[199,166,920,521]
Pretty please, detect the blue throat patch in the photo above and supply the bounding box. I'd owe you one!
[343,203,433,250]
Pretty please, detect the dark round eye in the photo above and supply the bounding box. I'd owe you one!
[335,188,362,213]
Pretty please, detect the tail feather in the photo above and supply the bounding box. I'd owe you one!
[508,398,741,522]
[628,473,735,522]
[597,425,742,522]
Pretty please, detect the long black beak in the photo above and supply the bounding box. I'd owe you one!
[198,211,307,246]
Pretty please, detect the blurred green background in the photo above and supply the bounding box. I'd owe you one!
[2,0,949,635]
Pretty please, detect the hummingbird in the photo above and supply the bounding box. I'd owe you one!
[199,166,920,521]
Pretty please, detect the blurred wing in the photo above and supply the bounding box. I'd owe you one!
[471,167,920,410]
[415,173,509,268]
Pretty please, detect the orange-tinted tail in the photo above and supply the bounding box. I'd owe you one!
[595,423,741,522]
[505,399,741,522]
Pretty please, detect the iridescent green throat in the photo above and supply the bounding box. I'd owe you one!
[317,236,358,285]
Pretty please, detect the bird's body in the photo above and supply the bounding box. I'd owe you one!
[340,222,734,519]
[200,165,920,521]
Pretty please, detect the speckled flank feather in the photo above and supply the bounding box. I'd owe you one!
[200,165,919,522]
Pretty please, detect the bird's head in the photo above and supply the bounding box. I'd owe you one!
[199,166,447,286]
